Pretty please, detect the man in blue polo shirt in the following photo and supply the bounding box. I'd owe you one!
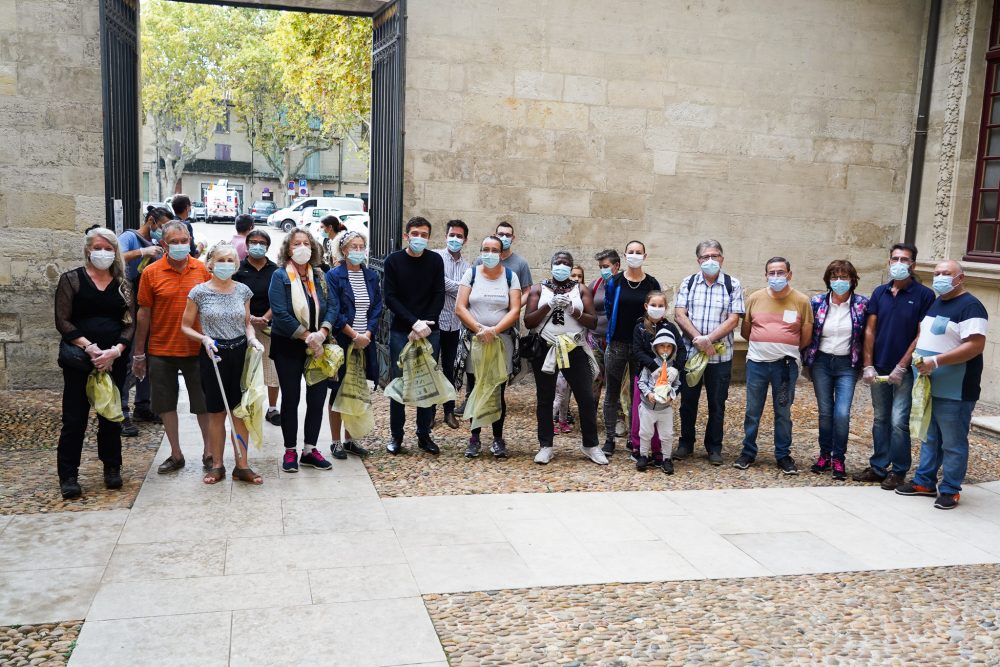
[895,260,988,510]
[855,243,935,489]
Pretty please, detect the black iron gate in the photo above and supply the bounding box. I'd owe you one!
[369,0,406,384]
[100,0,140,233]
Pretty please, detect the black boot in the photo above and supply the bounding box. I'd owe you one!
[60,477,82,499]
[104,466,123,490]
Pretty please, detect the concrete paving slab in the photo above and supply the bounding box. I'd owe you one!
[0,566,105,626]
[102,540,228,583]
[0,509,128,572]
[308,563,420,604]
[118,500,284,544]
[225,529,406,574]
[68,611,231,667]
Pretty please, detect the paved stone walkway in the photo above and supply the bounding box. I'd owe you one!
[2,388,1000,666]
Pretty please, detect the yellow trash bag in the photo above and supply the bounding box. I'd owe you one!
[461,337,507,430]
[304,343,344,386]
[684,342,726,387]
[233,347,266,451]
[384,338,457,408]
[331,344,375,439]
[85,370,124,423]
[910,354,932,441]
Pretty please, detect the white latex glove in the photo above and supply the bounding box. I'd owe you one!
[353,332,371,350]
[411,320,434,339]
[202,336,218,354]
[249,338,265,353]
[93,346,121,372]
[693,336,713,353]
[551,294,571,310]
[84,343,101,359]
[862,366,877,386]
[132,355,147,381]
[476,326,497,344]
[887,365,908,386]
[142,245,164,259]
[305,331,326,356]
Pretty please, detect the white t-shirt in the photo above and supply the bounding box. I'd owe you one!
[459,266,521,375]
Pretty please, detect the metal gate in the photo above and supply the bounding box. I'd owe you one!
[100,0,140,232]
[369,0,406,384]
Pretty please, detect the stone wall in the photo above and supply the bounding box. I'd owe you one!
[0,0,106,388]
[402,0,926,301]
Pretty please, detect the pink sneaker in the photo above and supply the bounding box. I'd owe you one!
[552,423,561,435]
[832,459,846,481]
[282,448,298,473]
[559,420,572,433]
[300,448,332,470]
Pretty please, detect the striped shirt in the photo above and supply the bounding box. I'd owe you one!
[914,292,989,401]
[675,271,745,363]
[744,288,812,363]
[435,248,470,332]
[348,268,370,333]
[138,256,211,357]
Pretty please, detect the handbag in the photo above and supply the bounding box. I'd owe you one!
[58,341,94,372]
[518,307,557,363]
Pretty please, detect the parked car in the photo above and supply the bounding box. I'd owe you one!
[249,200,277,224]
[190,200,207,222]
[307,209,370,245]
[268,196,365,232]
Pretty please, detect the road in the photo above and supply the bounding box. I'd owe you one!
[189,220,288,263]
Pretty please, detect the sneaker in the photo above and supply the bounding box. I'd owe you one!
[300,448,332,470]
[708,451,723,466]
[662,458,675,475]
[120,418,139,437]
[614,419,627,437]
[490,438,508,459]
[329,442,348,460]
[673,446,692,461]
[553,423,561,436]
[465,436,481,458]
[635,454,649,471]
[601,439,615,457]
[534,446,554,465]
[831,459,846,481]
[343,441,369,458]
[157,455,185,474]
[417,434,440,455]
[732,454,754,470]
[934,493,960,510]
[133,407,161,424]
[567,412,575,424]
[895,481,937,497]
[559,420,572,434]
[104,466,123,490]
[629,450,638,463]
[265,408,282,426]
[880,472,905,491]
[810,455,831,474]
[581,445,609,465]
[776,456,798,475]
[386,438,403,455]
[852,467,886,484]
[60,477,82,500]
[282,449,299,473]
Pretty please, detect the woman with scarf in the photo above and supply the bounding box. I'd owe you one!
[268,229,339,473]
[523,250,604,466]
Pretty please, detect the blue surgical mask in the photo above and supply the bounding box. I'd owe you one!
[213,263,236,280]
[932,275,954,297]
[600,267,613,281]
[889,262,910,281]
[552,264,571,282]
[701,259,721,277]
[248,243,267,259]
[408,236,428,253]
[150,229,163,242]
[830,279,851,296]
[481,252,500,268]
[168,244,190,261]
[447,237,464,253]
[347,250,366,265]
[768,276,788,292]
[499,236,512,250]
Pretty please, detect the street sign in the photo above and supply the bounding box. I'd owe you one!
[287,181,295,191]
[113,199,123,235]
[299,178,307,188]
[298,187,308,196]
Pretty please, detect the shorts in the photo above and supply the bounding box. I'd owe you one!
[199,343,246,413]
[149,354,208,415]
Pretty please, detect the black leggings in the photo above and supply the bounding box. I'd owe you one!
[532,347,598,448]
[272,342,328,449]
[58,359,127,481]
[467,375,507,440]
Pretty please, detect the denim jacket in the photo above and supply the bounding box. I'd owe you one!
[802,292,869,368]
[326,263,383,381]
[267,265,339,340]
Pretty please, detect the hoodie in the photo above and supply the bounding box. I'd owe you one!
[637,328,680,411]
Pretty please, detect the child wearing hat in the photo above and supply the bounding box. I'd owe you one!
[636,328,680,473]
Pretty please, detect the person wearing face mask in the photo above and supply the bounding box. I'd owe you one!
[131,221,214,476]
[636,329,681,473]
[319,215,346,270]
[524,251,603,465]
[181,243,265,485]
[801,261,869,482]
[233,229,282,426]
[53,227,134,499]
[894,260,988,510]
[324,231,382,460]
[170,194,204,259]
[590,249,627,436]
[434,219,471,430]
[734,257,813,475]
[476,221,532,299]
[674,240,745,466]
[268,229,339,472]
[601,240,660,458]
[383,217,446,455]
[853,243,936,489]
[552,265,586,434]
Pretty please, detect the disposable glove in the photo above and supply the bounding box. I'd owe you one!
[862,366,877,386]
[887,365,908,386]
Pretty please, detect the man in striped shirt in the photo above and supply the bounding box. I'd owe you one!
[734,256,813,475]
[433,219,470,429]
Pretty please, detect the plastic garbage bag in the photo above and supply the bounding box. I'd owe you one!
[233,347,265,450]
[331,344,375,439]
[910,354,932,441]
[384,338,457,408]
[653,365,679,405]
[86,370,124,422]
[304,343,344,387]
[461,337,507,430]
[684,342,726,387]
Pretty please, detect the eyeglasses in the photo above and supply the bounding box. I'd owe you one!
[766,271,788,278]
[889,256,913,265]
[495,232,513,238]
[698,254,722,261]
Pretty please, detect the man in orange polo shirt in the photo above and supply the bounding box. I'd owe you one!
[132,221,212,473]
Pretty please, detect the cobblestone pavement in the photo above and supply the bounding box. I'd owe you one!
[363,381,1000,497]
[0,621,81,667]
[424,564,1000,666]
[0,391,162,515]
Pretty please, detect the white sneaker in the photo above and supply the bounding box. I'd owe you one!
[581,445,609,465]
[534,447,555,465]
[614,419,627,437]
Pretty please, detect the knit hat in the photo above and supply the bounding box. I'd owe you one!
[651,328,676,360]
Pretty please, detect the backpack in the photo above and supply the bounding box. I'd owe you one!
[469,265,513,289]
[684,272,733,301]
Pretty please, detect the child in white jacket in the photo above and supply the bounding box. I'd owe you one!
[636,329,679,473]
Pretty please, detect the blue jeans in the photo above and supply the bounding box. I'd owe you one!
[741,358,798,461]
[869,366,914,476]
[810,352,858,461]
[912,397,975,495]
[388,329,441,441]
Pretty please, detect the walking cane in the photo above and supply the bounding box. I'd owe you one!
[209,344,248,463]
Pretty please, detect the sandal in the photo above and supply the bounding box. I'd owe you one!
[233,467,263,485]
[202,454,213,470]
[203,466,226,485]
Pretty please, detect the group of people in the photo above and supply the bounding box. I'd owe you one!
[54,205,988,510]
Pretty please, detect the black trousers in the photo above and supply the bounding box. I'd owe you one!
[57,359,127,481]
[532,347,598,448]
[273,343,328,448]
[467,376,508,440]
[437,329,460,415]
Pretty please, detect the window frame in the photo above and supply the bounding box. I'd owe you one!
[966,0,1000,262]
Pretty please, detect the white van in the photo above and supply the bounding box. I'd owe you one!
[267,196,365,232]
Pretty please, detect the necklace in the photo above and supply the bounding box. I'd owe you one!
[625,277,643,289]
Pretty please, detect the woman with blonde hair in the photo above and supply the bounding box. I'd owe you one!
[181,242,265,485]
[54,226,134,499]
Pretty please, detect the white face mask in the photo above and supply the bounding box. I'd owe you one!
[89,249,115,270]
[291,245,312,265]
[625,253,644,269]
[647,305,666,320]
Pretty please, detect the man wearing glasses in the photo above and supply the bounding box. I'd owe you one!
[734,257,812,474]
[476,221,532,299]
[674,240,745,465]
[854,243,935,489]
